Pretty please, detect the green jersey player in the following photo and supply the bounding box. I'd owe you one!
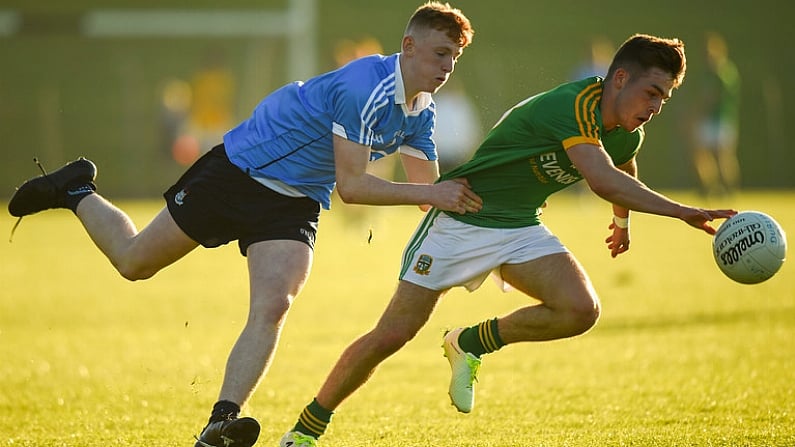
[440,76,643,228]
[280,33,737,447]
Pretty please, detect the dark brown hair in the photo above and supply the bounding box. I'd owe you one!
[606,34,687,88]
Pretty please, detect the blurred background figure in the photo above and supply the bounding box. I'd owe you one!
[570,35,614,80]
[432,78,481,173]
[185,48,237,162]
[333,36,384,67]
[164,47,238,167]
[690,31,741,198]
[159,78,194,164]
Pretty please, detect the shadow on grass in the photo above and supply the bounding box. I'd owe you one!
[595,305,795,334]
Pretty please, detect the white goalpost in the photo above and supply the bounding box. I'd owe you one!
[0,0,317,81]
[84,0,317,81]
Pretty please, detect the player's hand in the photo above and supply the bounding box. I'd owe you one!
[679,208,737,235]
[606,221,630,258]
[430,178,482,215]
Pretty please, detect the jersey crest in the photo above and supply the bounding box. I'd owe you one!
[413,254,434,276]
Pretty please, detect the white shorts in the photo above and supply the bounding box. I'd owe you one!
[399,211,569,292]
[697,120,738,152]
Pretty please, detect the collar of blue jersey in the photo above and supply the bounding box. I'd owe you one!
[394,55,432,112]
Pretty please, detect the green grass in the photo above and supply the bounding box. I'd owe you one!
[1,191,793,446]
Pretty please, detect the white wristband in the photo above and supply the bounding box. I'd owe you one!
[613,215,630,229]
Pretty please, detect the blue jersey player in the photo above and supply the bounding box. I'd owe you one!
[7,3,479,447]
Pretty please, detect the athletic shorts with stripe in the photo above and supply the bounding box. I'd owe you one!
[399,209,569,292]
[164,144,320,256]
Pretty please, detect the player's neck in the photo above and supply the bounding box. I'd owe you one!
[398,55,416,105]
[599,93,619,131]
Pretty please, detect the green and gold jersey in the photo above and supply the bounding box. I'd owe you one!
[440,77,644,228]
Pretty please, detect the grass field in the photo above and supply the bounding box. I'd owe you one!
[1,191,793,446]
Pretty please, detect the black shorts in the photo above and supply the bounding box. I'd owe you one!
[164,144,320,256]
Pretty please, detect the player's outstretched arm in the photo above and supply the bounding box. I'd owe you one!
[568,143,736,233]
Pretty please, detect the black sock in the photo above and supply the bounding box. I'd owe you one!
[63,182,96,213]
[293,398,334,439]
[209,400,241,423]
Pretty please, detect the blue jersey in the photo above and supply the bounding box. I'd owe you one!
[223,53,438,209]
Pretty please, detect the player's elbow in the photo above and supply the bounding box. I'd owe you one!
[116,260,157,281]
[586,177,622,202]
[336,181,362,204]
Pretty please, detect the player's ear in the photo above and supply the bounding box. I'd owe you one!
[612,67,629,89]
[402,35,415,55]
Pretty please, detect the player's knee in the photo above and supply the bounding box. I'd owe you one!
[249,296,292,327]
[371,326,415,355]
[566,294,601,336]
